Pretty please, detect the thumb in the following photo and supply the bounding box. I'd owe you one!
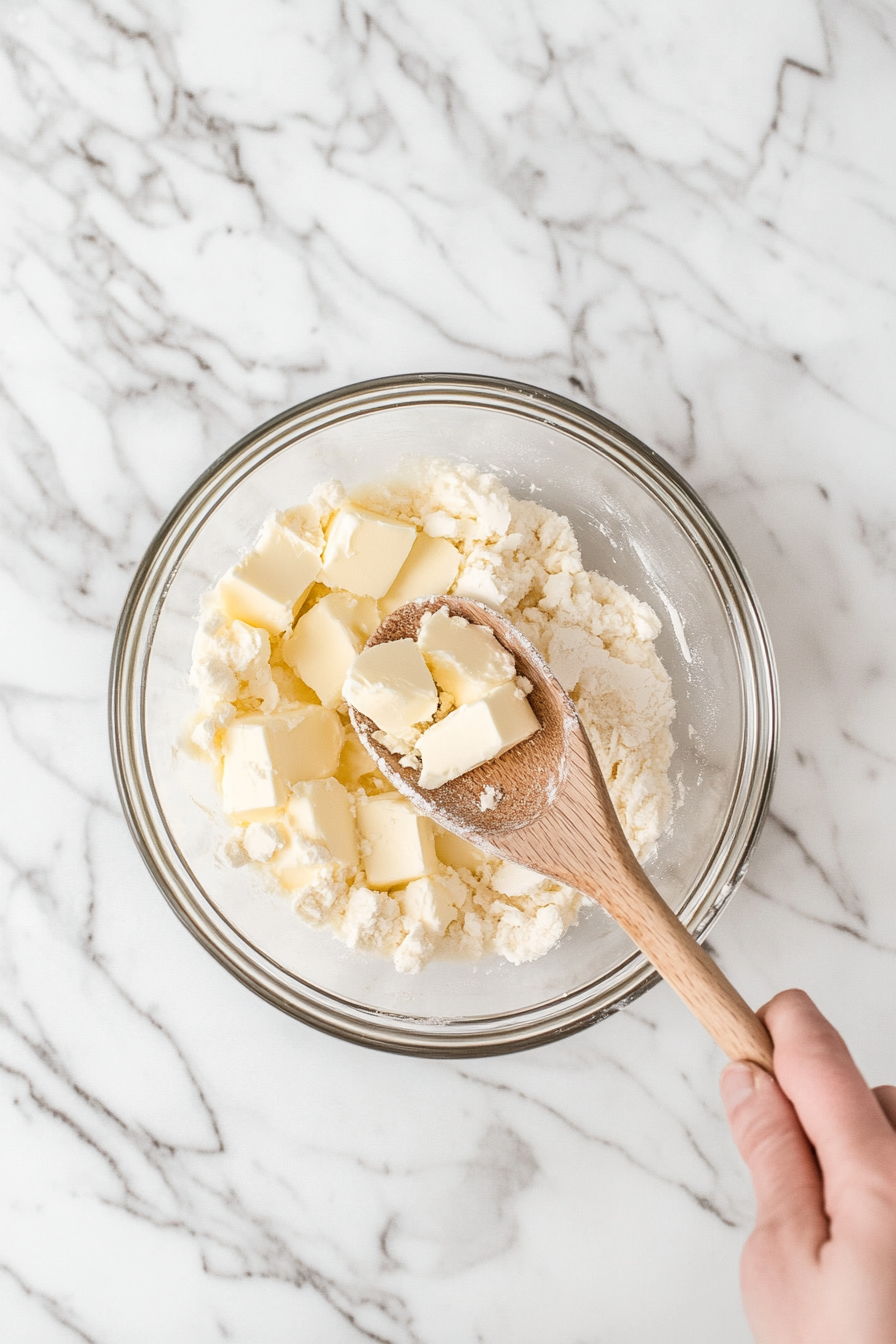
[721,1063,827,1253]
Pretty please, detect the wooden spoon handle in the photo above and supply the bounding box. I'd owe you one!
[593,871,774,1071]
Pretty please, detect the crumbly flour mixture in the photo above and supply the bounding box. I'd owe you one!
[189,459,676,973]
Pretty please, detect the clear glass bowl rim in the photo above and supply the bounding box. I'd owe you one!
[109,372,778,1057]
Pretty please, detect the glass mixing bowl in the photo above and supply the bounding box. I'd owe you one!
[109,374,777,1056]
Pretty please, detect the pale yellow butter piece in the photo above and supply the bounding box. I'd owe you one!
[398,875,459,935]
[273,778,358,888]
[216,519,321,634]
[221,706,344,820]
[380,534,460,616]
[264,704,344,781]
[417,606,516,705]
[335,728,379,789]
[417,682,540,789]
[343,639,437,739]
[321,506,417,599]
[221,721,285,820]
[290,779,358,865]
[434,828,487,871]
[357,793,439,889]
[282,592,379,709]
[490,860,543,897]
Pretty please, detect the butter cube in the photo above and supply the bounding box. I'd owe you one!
[221,706,344,819]
[490,860,544,897]
[434,828,487,871]
[289,778,358,865]
[282,592,379,709]
[216,519,321,634]
[380,534,461,616]
[357,793,439,889]
[417,682,540,789]
[343,639,438,739]
[335,728,379,789]
[417,606,516,705]
[321,506,417,598]
[265,705,345,781]
[273,778,358,888]
[398,875,460,934]
[221,721,284,820]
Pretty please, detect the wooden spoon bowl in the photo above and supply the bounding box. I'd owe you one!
[350,595,573,841]
[350,595,774,1072]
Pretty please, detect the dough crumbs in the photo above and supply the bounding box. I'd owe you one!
[195,458,676,973]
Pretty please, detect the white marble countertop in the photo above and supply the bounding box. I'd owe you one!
[2,2,895,1340]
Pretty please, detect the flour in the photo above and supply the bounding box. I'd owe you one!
[478,784,503,812]
[192,458,676,973]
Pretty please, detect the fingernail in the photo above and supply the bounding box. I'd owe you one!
[720,1063,758,1116]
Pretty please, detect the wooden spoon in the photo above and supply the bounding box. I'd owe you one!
[349,595,774,1071]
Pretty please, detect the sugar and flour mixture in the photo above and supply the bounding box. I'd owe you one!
[189,459,676,973]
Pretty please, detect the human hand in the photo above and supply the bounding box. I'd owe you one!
[720,989,896,1344]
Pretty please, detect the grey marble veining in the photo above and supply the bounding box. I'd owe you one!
[1,1,895,1340]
